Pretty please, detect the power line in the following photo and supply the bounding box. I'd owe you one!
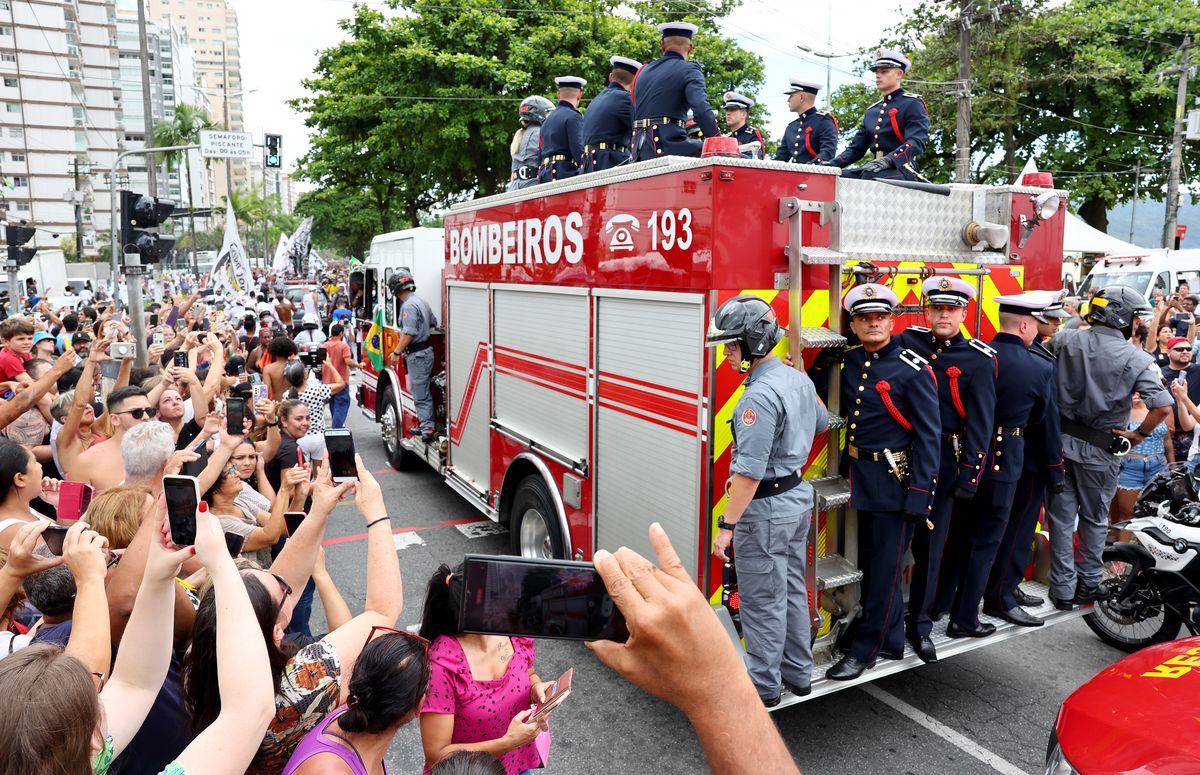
[983,89,1171,139]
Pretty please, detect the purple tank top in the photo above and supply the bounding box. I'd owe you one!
[281,707,387,775]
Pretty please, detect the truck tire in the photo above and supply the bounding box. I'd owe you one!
[509,475,565,559]
[379,385,419,471]
[1083,547,1182,653]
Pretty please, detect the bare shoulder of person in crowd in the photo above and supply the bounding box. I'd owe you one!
[587,524,801,775]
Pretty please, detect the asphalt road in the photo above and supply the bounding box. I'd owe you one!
[311,406,1130,775]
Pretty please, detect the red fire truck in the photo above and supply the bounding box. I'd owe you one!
[357,155,1078,705]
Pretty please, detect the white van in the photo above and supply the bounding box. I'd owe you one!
[1078,249,1200,300]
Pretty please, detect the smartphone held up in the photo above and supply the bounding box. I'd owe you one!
[324,429,357,482]
[163,475,200,546]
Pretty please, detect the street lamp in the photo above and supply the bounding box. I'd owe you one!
[795,43,863,109]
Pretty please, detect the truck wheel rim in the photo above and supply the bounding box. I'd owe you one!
[381,401,399,456]
[519,507,553,559]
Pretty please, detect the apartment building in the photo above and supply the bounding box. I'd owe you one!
[0,0,122,253]
[147,0,243,203]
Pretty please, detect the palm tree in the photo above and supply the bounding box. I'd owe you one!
[154,103,215,272]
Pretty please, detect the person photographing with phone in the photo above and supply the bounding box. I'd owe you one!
[419,564,554,774]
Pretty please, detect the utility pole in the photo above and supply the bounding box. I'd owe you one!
[955,0,972,183]
[1130,160,1141,244]
[70,157,86,260]
[222,40,233,200]
[135,0,157,196]
[1163,36,1193,250]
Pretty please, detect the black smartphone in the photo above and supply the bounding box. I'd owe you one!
[223,531,246,557]
[173,351,188,368]
[226,397,245,436]
[162,475,199,546]
[41,524,70,556]
[324,429,357,482]
[284,511,305,536]
[459,554,629,642]
[150,313,159,327]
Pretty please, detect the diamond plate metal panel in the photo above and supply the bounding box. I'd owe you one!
[825,412,846,430]
[801,247,849,265]
[799,327,848,348]
[811,475,851,510]
[834,178,1011,264]
[816,554,861,589]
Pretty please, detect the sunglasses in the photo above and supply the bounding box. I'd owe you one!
[361,625,431,683]
[91,672,106,692]
[113,407,158,419]
[1172,347,1192,352]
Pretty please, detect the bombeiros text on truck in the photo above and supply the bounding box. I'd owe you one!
[355,150,1083,705]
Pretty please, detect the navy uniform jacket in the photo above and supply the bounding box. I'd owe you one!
[898,328,997,492]
[833,88,928,171]
[980,333,1063,492]
[580,82,633,173]
[774,108,838,164]
[726,124,765,160]
[841,339,941,515]
[730,358,827,522]
[537,100,584,183]
[632,50,719,160]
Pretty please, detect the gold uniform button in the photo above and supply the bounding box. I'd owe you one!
[850,423,857,429]
[855,398,862,405]
[858,385,865,392]
[993,465,1001,471]
[849,436,855,442]
[854,410,860,416]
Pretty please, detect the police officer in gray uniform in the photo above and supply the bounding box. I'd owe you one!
[1046,286,1172,608]
[707,295,827,706]
[387,268,439,441]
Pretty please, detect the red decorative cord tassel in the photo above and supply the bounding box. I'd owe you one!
[946,366,966,419]
[875,381,913,430]
[889,108,904,141]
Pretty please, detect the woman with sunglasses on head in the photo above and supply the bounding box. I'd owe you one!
[183,457,404,775]
[284,627,431,774]
[418,566,553,775]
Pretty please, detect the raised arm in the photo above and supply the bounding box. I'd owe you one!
[0,349,75,430]
[61,522,112,682]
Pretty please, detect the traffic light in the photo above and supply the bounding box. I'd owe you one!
[265,134,282,169]
[120,190,176,263]
[5,223,35,267]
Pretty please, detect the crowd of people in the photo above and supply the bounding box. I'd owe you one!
[0,268,793,775]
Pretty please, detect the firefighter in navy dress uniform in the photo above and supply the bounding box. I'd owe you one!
[707,296,827,706]
[896,276,996,663]
[984,293,1070,626]
[632,22,720,160]
[935,292,1065,638]
[827,284,941,681]
[773,79,838,164]
[722,91,765,159]
[831,49,929,181]
[507,95,553,191]
[537,76,586,183]
[580,56,640,173]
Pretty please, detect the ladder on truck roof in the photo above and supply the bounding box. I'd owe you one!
[773,180,1083,708]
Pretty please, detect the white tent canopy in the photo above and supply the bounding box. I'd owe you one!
[1063,212,1146,256]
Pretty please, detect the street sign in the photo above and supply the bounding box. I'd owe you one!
[199,130,255,159]
[1178,224,1188,241]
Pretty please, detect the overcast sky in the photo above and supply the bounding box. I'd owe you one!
[233,0,910,183]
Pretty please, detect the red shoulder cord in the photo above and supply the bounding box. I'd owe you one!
[888,108,904,141]
[875,381,913,431]
[804,126,816,158]
[945,366,966,419]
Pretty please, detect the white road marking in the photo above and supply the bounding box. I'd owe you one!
[860,684,1032,775]
[455,521,508,539]
[393,531,425,550]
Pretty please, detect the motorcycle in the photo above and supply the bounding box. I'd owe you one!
[1085,464,1200,651]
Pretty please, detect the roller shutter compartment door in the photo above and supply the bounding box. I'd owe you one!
[446,284,490,495]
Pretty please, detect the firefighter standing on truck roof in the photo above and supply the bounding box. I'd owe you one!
[1045,286,1172,610]
[538,76,586,184]
[707,296,827,707]
[896,276,996,665]
[507,96,553,191]
[774,79,838,165]
[580,56,640,174]
[386,269,439,442]
[934,292,1064,638]
[721,91,765,160]
[985,294,1070,627]
[632,21,720,160]
[831,49,929,181]
[828,284,940,682]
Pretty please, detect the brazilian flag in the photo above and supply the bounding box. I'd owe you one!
[364,307,385,370]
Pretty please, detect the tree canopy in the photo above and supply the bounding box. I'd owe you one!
[291,0,764,250]
[831,0,1199,232]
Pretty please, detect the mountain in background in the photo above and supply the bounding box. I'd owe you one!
[1104,199,1199,249]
